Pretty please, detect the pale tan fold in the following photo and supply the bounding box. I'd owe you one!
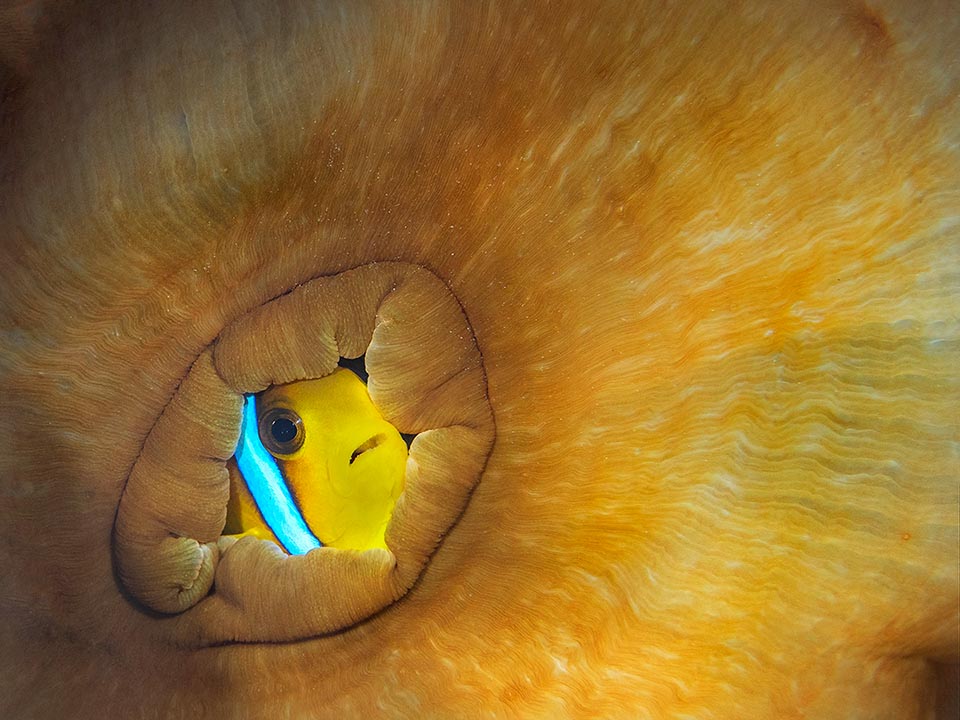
[113,263,494,642]
[113,350,241,613]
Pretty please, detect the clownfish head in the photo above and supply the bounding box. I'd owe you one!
[225,367,407,554]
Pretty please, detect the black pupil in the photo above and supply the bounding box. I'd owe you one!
[271,417,297,444]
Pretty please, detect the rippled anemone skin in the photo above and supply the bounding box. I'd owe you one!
[1,0,958,718]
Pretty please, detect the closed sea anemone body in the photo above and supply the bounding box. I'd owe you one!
[0,1,957,718]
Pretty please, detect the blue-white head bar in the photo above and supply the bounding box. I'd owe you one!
[234,394,322,555]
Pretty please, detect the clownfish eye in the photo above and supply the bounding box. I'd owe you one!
[258,407,305,456]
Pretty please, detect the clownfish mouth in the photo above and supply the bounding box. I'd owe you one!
[112,262,495,645]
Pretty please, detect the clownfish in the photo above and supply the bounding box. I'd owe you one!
[224,367,407,554]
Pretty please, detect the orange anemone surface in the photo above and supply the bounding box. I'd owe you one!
[0,1,957,718]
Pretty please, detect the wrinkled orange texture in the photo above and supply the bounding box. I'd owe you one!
[0,1,957,718]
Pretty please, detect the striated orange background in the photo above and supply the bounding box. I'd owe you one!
[0,1,957,717]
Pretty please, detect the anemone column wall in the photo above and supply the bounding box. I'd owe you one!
[0,1,958,718]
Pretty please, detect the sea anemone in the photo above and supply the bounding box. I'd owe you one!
[1,1,957,718]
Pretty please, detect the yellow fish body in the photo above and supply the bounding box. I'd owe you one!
[225,368,406,552]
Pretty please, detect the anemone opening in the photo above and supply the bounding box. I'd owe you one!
[112,262,495,645]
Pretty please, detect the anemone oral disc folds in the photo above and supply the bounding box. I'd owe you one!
[112,263,494,644]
